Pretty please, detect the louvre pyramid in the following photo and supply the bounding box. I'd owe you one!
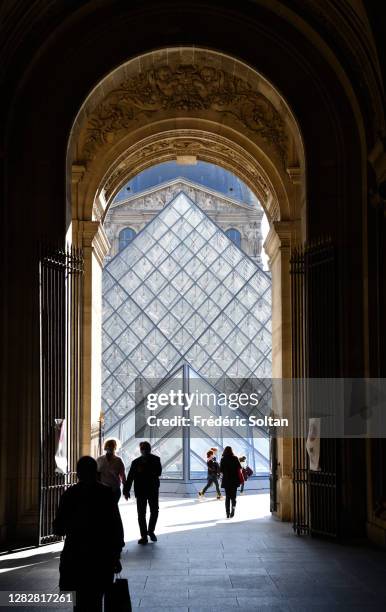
[102,192,272,472]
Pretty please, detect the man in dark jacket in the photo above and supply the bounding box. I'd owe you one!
[198,449,222,499]
[53,456,124,611]
[123,441,162,544]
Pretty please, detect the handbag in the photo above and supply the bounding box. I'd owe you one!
[105,574,132,612]
[238,467,245,485]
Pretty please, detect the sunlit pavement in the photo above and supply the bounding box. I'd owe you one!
[1,491,386,611]
[121,488,271,542]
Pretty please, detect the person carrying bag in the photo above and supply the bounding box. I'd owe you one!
[220,446,243,518]
[239,456,253,493]
[105,564,132,612]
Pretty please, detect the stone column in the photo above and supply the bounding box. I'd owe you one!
[73,220,110,456]
[264,220,300,521]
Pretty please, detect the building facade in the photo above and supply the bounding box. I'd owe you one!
[104,171,264,265]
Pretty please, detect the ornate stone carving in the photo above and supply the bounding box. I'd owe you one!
[83,65,287,162]
[104,178,264,260]
[100,131,273,210]
[111,179,257,216]
[244,222,263,259]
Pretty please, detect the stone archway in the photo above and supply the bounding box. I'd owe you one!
[98,131,280,220]
[3,0,383,548]
[68,47,306,521]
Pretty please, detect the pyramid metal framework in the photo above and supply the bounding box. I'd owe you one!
[102,192,272,478]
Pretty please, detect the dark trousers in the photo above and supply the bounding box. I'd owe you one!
[202,474,221,495]
[113,488,121,504]
[75,589,103,612]
[60,567,113,612]
[224,486,237,514]
[136,493,159,538]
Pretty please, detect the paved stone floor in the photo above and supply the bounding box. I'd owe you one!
[1,491,386,611]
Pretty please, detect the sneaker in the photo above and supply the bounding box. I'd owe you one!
[217,494,222,499]
[198,491,204,497]
[148,532,157,542]
[138,537,148,545]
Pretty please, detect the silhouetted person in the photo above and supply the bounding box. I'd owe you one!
[239,455,253,494]
[54,456,124,611]
[198,449,222,499]
[220,446,243,518]
[123,441,162,544]
[97,439,126,503]
[239,455,246,494]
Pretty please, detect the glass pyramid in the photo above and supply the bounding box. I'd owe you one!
[102,192,272,477]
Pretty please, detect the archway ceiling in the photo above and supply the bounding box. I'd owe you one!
[70,48,304,224]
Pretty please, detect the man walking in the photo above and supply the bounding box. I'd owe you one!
[123,441,162,545]
[198,449,222,499]
[54,456,124,611]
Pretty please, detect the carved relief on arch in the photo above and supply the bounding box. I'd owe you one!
[79,55,289,165]
[97,130,280,220]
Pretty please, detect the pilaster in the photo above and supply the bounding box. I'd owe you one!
[73,221,110,455]
[264,220,300,521]
[71,164,86,222]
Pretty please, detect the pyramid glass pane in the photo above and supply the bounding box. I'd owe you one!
[102,191,272,477]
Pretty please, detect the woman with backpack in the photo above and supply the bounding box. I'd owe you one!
[220,446,243,518]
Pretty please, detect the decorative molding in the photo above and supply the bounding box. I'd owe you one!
[99,130,275,216]
[242,222,263,259]
[92,224,111,267]
[176,155,197,165]
[264,226,281,266]
[110,178,259,214]
[75,220,110,266]
[82,64,288,163]
[273,220,301,245]
[264,220,301,266]
[286,166,302,185]
[71,164,86,184]
[75,220,100,248]
[104,180,264,259]
[93,198,105,222]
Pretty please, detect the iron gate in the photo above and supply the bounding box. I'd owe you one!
[39,245,83,544]
[291,246,309,534]
[291,240,339,537]
[269,436,278,512]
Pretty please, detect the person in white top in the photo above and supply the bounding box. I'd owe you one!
[97,439,126,503]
